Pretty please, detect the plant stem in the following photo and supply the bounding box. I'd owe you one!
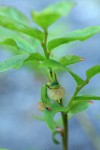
[42,29,68,150]
[41,29,49,59]
[61,113,68,150]
[60,100,68,150]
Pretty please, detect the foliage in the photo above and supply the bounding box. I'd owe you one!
[0,1,100,148]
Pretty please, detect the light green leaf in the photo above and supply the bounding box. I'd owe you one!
[0,15,43,41]
[41,85,65,130]
[25,53,45,62]
[0,54,29,72]
[48,26,100,51]
[0,26,38,47]
[0,26,20,41]
[0,6,29,24]
[40,59,84,85]
[32,1,74,29]
[44,102,64,130]
[68,100,90,114]
[86,65,100,80]
[41,84,89,130]
[52,130,60,144]
[40,59,66,71]
[0,38,35,53]
[75,95,100,101]
[60,55,84,66]
[67,69,84,85]
[41,84,50,105]
[55,118,63,127]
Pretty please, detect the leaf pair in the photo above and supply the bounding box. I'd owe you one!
[0,1,74,42]
[43,99,91,130]
[40,58,84,85]
[40,85,92,130]
[41,85,64,130]
[0,6,43,41]
[40,58,100,84]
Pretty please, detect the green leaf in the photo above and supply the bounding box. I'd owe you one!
[52,130,60,144]
[48,26,100,51]
[41,85,50,105]
[32,1,74,29]
[44,102,64,130]
[40,59,84,85]
[0,15,43,41]
[60,55,84,66]
[86,65,100,80]
[55,118,63,127]
[0,6,29,24]
[0,54,29,72]
[67,69,84,85]
[0,38,35,53]
[75,95,100,101]
[25,53,45,62]
[68,100,90,114]
[40,85,65,130]
[40,59,66,71]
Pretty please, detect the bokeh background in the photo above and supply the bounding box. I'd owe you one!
[0,0,100,150]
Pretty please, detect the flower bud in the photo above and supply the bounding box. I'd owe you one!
[38,102,44,111]
[47,86,64,101]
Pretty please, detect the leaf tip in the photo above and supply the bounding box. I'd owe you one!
[80,57,85,61]
[88,100,94,104]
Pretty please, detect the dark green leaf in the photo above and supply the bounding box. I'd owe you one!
[32,1,74,29]
[60,55,84,66]
[86,65,100,80]
[48,26,100,51]
[68,100,90,114]
[0,38,35,53]
[0,15,43,41]
[75,95,100,101]
[52,130,60,144]
[0,54,29,72]
[0,6,29,24]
